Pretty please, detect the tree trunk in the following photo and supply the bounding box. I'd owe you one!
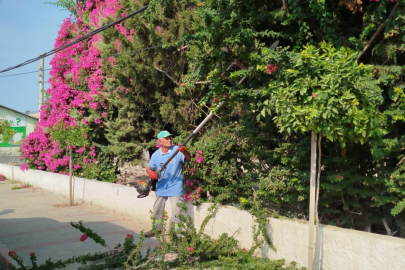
[312,133,322,270]
[69,147,73,206]
[308,131,317,270]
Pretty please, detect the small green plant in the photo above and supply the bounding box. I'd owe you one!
[11,183,32,190]
[6,204,303,270]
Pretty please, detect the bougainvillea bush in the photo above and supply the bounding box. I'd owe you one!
[20,0,405,234]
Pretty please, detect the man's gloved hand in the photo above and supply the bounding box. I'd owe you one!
[178,146,186,153]
[148,170,158,180]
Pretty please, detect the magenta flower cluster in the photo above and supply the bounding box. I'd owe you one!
[19,0,137,173]
[184,150,203,201]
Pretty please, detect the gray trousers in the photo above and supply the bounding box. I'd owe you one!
[153,195,185,231]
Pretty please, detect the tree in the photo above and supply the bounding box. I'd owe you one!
[49,121,89,206]
[261,42,384,269]
[0,119,16,145]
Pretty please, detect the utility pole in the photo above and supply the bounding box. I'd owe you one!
[38,53,46,111]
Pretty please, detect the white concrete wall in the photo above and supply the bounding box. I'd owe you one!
[1,163,405,270]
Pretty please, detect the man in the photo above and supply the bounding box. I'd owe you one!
[145,130,191,237]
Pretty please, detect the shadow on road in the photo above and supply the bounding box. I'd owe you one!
[0,209,15,216]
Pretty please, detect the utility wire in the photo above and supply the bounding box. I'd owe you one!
[0,70,41,78]
[0,45,163,78]
[0,5,148,74]
[0,1,312,77]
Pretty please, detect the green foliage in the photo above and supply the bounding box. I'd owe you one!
[37,0,405,231]
[44,0,85,17]
[264,42,385,146]
[0,119,16,145]
[184,124,259,204]
[6,204,302,270]
[49,120,89,150]
[81,150,117,182]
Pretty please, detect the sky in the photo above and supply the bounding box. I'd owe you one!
[0,0,71,114]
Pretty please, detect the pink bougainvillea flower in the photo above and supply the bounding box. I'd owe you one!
[94,119,102,125]
[266,64,278,74]
[8,251,16,257]
[80,234,88,242]
[30,252,35,256]
[196,152,203,164]
[156,26,163,33]
[126,234,133,238]
[336,175,343,179]
[115,39,120,51]
[20,163,29,171]
[242,248,247,252]
[156,139,161,148]
[187,247,194,253]
[312,93,318,98]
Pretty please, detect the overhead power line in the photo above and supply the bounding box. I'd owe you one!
[0,45,163,78]
[0,70,41,78]
[0,5,148,74]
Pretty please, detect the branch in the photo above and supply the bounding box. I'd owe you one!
[233,59,247,70]
[357,0,401,62]
[347,210,362,215]
[194,80,212,85]
[82,248,125,269]
[341,196,362,215]
[231,227,241,238]
[153,66,180,86]
[173,45,188,54]
[220,63,236,77]
[130,254,156,269]
[382,217,393,236]
[178,45,188,51]
[395,155,405,170]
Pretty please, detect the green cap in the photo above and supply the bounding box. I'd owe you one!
[157,130,174,139]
